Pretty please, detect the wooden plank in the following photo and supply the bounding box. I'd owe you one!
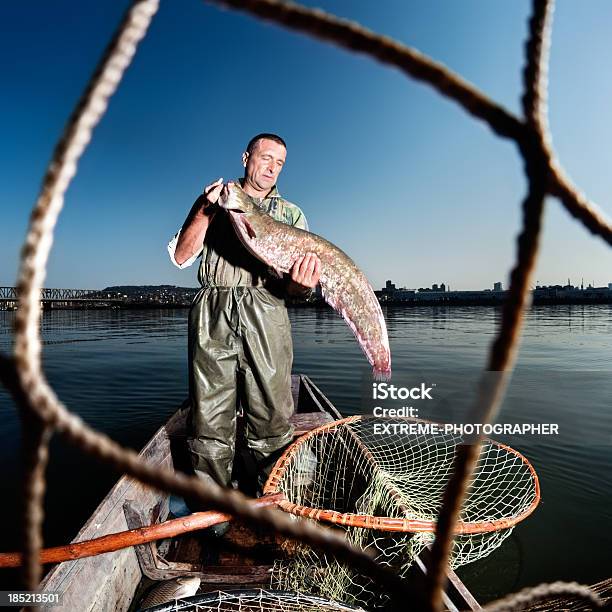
[290,375,301,406]
[415,545,482,611]
[290,411,335,436]
[198,565,272,584]
[123,501,201,581]
[446,567,482,612]
[39,480,158,612]
[38,411,181,610]
[301,376,342,419]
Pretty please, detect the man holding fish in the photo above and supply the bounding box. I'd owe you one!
[168,133,321,502]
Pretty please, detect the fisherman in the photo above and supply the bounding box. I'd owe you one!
[167,133,320,505]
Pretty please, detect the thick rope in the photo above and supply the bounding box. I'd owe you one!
[205,0,612,245]
[424,2,552,608]
[19,414,52,599]
[14,0,160,386]
[12,0,160,593]
[548,165,612,244]
[483,581,603,612]
[207,0,523,141]
[520,577,612,611]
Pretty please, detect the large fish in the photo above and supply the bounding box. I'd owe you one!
[219,182,391,379]
[139,576,200,610]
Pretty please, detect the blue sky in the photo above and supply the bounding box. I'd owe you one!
[2,0,611,291]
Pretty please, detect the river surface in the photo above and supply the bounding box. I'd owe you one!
[0,304,610,602]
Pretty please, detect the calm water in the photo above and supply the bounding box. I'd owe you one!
[0,304,610,601]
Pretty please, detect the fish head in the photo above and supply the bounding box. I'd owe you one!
[175,576,201,590]
[219,182,263,244]
[219,181,258,214]
[139,575,201,608]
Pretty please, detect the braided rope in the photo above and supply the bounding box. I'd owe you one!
[549,164,612,242]
[423,3,552,608]
[209,0,524,141]
[205,0,612,246]
[520,577,612,611]
[12,1,160,599]
[483,581,603,612]
[1,0,609,610]
[19,415,52,593]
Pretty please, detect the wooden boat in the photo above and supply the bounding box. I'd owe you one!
[38,375,480,611]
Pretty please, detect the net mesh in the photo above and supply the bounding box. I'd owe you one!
[265,416,539,607]
[140,588,364,611]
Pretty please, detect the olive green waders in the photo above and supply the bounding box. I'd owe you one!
[181,188,308,490]
[188,285,294,488]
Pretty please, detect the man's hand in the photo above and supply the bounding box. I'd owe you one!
[202,177,225,210]
[289,253,321,290]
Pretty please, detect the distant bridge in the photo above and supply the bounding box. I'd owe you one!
[0,287,122,306]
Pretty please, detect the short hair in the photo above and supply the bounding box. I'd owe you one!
[246,133,287,155]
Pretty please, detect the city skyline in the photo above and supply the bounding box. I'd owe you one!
[2,1,611,290]
[382,277,612,292]
[0,278,612,292]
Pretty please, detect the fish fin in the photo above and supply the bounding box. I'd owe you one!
[321,283,391,376]
[322,287,370,358]
[244,218,257,239]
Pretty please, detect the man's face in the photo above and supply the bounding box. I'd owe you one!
[242,138,287,192]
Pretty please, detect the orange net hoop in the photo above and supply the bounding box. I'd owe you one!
[264,415,540,535]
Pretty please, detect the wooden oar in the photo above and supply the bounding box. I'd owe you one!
[0,493,283,568]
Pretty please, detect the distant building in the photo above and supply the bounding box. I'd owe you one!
[370,277,612,306]
[394,289,416,300]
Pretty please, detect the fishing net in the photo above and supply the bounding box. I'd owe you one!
[140,588,364,611]
[264,416,540,608]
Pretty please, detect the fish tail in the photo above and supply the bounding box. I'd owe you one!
[373,367,392,382]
